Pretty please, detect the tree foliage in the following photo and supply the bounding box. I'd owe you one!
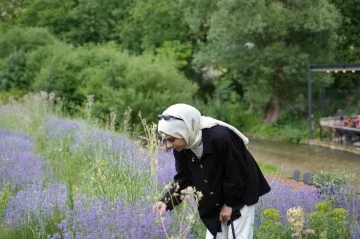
[0,0,359,134]
[6,0,133,45]
[194,0,342,123]
[0,27,197,125]
[120,0,190,53]
[329,0,360,63]
[0,27,59,91]
[325,0,360,116]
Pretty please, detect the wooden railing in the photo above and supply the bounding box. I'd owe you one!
[319,117,360,145]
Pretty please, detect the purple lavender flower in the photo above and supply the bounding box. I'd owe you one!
[56,196,174,239]
[42,117,87,139]
[255,177,322,226]
[157,150,176,184]
[4,182,68,230]
[0,129,50,190]
[338,187,360,239]
[0,129,33,158]
[42,118,145,164]
[351,220,360,239]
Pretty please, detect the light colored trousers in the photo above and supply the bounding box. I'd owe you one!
[205,204,256,239]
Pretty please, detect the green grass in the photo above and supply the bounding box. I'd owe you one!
[258,162,278,175]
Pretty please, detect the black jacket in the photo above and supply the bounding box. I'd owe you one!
[161,125,271,236]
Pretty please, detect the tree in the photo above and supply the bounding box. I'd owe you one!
[325,0,360,115]
[329,0,360,64]
[0,27,59,91]
[32,43,198,124]
[0,0,28,26]
[194,0,342,124]
[6,0,134,46]
[66,0,134,45]
[120,0,190,53]
[11,0,76,40]
[119,0,210,92]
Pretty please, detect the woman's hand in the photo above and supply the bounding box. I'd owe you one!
[153,201,167,215]
[219,204,233,221]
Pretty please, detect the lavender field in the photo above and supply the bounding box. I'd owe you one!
[0,93,359,239]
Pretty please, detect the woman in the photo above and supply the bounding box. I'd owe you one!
[154,103,270,239]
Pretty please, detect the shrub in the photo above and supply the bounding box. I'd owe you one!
[308,202,350,238]
[0,27,57,58]
[312,171,357,204]
[0,27,60,91]
[255,208,290,239]
[33,43,198,125]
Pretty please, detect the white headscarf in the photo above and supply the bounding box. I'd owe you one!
[158,104,249,158]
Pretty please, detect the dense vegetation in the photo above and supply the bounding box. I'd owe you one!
[0,94,359,238]
[0,0,360,139]
[1,2,360,238]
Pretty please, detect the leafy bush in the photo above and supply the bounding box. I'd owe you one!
[32,43,198,125]
[32,45,87,114]
[255,208,290,239]
[0,50,27,91]
[9,0,132,46]
[0,27,59,91]
[308,202,350,238]
[312,171,357,203]
[0,89,24,103]
[249,120,309,143]
[195,77,255,131]
[0,27,57,58]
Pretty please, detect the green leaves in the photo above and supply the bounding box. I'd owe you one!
[0,0,357,129]
[309,202,350,238]
[119,0,191,54]
[194,0,342,123]
[0,26,198,125]
[31,43,197,124]
[0,27,60,91]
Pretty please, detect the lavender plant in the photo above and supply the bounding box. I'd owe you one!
[255,175,322,226]
[39,117,151,203]
[0,129,50,191]
[3,183,175,238]
[312,171,357,204]
[324,186,360,239]
[312,171,360,238]
[0,126,187,238]
[57,196,171,239]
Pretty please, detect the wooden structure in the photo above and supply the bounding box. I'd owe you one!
[307,64,360,139]
[319,116,360,144]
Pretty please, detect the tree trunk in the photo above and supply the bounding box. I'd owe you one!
[264,96,280,124]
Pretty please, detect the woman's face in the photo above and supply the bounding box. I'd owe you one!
[163,134,186,151]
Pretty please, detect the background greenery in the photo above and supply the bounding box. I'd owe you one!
[1,0,360,140]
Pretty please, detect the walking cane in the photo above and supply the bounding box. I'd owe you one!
[213,220,236,239]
